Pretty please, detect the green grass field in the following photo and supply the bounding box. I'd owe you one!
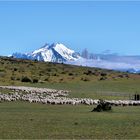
[0,57,140,139]
[14,79,140,100]
[0,102,139,139]
[1,56,140,100]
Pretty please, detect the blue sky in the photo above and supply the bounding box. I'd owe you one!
[0,1,140,56]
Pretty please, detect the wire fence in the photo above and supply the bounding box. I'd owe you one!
[94,91,139,100]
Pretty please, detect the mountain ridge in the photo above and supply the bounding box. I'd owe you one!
[12,42,140,73]
[13,43,81,63]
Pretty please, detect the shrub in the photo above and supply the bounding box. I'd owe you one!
[0,69,5,72]
[52,73,58,76]
[13,68,18,71]
[59,78,63,81]
[81,77,90,81]
[123,74,129,78]
[21,76,32,82]
[46,68,51,72]
[46,73,50,76]
[61,71,66,74]
[11,76,16,81]
[100,72,107,77]
[83,70,92,75]
[92,99,112,112]
[44,77,49,81]
[39,73,43,76]
[71,76,75,80]
[118,74,124,78]
[69,73,74,76]
[99,77,107,81]
[33,79,38,83]
[118,74,129,78]
[16,77,20,81]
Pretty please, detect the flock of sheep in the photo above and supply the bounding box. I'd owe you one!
[0,86,140,106]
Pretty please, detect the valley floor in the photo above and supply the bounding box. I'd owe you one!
[0,102,139,139]
[0,57,140,139]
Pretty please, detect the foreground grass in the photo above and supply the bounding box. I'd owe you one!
[0,102,139,139]
[0,56,140,139]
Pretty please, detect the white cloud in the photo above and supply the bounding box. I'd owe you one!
[67,58,140,72]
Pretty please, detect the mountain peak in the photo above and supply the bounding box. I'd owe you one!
[12,42,81,62]
[48,42,62,49]
[39,42,67,50]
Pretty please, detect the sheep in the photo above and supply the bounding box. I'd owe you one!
[0,86,140,106]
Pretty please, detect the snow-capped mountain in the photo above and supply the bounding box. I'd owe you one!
[12,43,81,63]
[12,43,140,73]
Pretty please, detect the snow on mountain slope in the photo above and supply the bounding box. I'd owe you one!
[53,43,77,60]
[12,43,140,73]
[12,43,81,63]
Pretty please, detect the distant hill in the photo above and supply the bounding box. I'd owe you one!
[0,56,139,85]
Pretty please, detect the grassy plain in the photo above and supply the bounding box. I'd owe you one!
[0,102,139,139]
[1,56,140,100]
[0,57,140,139]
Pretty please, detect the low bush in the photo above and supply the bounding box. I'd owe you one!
[33,79,38,83]
[52,73,58,76]
[21,76,32,82]
[11,76,16,81]
[100,72,107,77]
[44,77,49,81]
[99,77,107,81]
[61,71,67,74]
[81,77,90,81]
[92,99,112,112]
[69,73,74,76]
[13,68,18,71]
[83,70,93,75]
